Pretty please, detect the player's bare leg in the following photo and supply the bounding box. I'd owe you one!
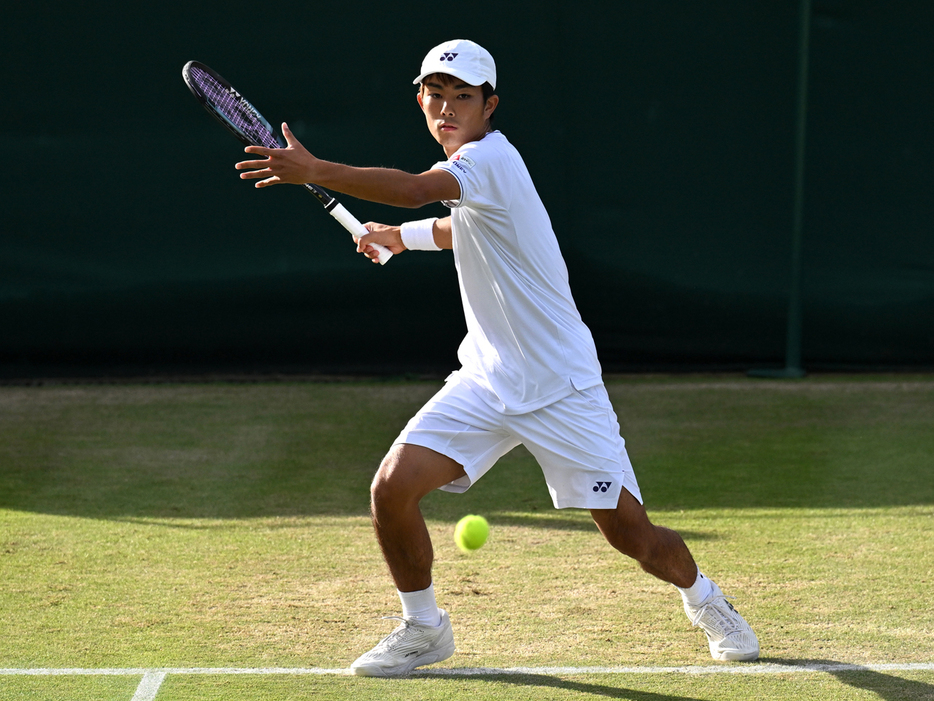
[590,488,697,587]
[369,443,466,592]
[591,489,759,661]
[350,444,465,676]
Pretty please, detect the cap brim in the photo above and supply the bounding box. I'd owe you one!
[412,70,489,87]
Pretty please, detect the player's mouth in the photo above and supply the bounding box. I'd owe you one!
[438,122,457,131]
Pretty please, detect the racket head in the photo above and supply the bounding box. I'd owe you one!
[182,61,283,149]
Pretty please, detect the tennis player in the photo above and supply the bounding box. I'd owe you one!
[236,39,759,676]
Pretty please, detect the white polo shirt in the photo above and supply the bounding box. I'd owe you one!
[432,131,603,414]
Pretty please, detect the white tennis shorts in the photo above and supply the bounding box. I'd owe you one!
[393,374,642,509]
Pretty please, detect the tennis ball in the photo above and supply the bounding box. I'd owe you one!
[454,514,489,552]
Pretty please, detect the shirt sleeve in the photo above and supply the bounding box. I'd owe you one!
[430,139,500,210]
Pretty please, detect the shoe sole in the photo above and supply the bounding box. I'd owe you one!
[351,642,456,677]
[711,647,760,662]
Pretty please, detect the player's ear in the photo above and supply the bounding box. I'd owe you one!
[416,90,425,111]
[483,94,499,119]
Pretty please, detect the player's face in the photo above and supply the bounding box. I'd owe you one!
[418,78,498,157]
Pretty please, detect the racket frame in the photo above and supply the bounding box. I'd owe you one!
[182,61,392,264]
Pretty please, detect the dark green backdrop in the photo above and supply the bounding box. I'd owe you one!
[2,1,932,378]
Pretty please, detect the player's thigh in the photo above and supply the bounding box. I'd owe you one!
[392,376,520,494]
[373,443,469,503]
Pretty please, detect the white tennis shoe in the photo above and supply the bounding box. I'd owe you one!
[350,609,456,677]
[684,581,759,661]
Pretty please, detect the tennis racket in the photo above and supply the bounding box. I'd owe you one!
[182,60,392,265]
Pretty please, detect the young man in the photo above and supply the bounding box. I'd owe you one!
[236,39,759,676]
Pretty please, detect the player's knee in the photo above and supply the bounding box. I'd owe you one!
[604,527,654,561]
[594,512,659,562]
[370,461,397,512]
[369,452,416,514]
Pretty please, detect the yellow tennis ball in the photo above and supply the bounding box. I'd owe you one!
[454,514,489,552]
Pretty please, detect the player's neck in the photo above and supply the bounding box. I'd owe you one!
[442,127,493,158]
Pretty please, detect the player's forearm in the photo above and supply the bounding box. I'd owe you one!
[432,217,453,249]
[359,216,451,255]
[311,161,442,209]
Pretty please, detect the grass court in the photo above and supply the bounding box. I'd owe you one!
[1,375,932,700]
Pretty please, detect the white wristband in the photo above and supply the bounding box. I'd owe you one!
[400,218,441,251]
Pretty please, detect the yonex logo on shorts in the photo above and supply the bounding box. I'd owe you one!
[440,52,459,61]
[593,481,613,493]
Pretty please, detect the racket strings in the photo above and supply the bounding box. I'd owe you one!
[188,65,280,149]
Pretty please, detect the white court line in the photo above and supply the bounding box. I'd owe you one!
[130,671,166,701]
[1,663,933,677]
[4,663,932,701]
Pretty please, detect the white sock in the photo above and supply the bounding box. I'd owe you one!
[398,584,442,627]
[677,570,714,607]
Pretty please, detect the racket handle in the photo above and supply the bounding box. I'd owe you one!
[327,203,394,265]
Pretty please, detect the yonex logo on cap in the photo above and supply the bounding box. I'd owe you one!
[593,481,613,493]
[414,40,496,90]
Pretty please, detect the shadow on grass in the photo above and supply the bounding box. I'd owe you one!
[765,659,934,700]
[417,660,934,700]
[455,512,720,540]
[419,672,706,701]
[1,379,932,521]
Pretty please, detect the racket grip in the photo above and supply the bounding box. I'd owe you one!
[327,203,394,265]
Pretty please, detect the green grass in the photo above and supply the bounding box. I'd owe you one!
[1,376,933,700]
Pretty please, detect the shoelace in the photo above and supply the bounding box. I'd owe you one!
[689,595,744,636]
[381,616,409,625]
[368,617,416,652]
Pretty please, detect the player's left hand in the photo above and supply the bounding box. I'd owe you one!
[235,123,317,188]
[358,222,405,262]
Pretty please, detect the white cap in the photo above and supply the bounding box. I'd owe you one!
[413,39,497,89]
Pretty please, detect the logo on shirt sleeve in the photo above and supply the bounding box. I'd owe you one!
[450,153,476,172]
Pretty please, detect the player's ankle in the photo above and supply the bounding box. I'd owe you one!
[398,583,442,626]
[676,570,714,607]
